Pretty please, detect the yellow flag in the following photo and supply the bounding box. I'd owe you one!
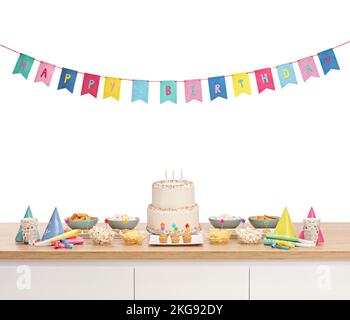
[232,73,251,97]
[103,77,121,100]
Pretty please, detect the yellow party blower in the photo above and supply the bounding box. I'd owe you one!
[34,230,81,247]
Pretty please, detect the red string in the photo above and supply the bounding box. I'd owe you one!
[1,40,349,82]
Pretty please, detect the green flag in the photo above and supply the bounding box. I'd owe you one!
[160,81,177,104]
[13,53,34,79]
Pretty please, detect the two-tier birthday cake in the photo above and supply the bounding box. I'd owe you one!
[147,179,200,234]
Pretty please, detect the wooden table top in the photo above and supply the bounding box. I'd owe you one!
[0,223,349,260]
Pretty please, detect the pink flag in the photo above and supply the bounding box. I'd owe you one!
[254,68,275,93]
[299,207,325,243]
[81,73,100,98]
[298,56,319,82]
[34,61,55,86]
[184,80,202,103]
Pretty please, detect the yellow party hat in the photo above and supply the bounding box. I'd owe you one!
[274,207,295,238]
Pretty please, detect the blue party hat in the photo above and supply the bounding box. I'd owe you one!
[41,207,64,241]
[15,206,40,242]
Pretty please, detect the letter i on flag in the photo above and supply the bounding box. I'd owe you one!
[132,80,149,103]
[184,79,202,102]
[208,76,227,100]
[317,48,340,75]
[81,73,100,98]
[160,81,177,103]
[103,77,121,100]
[232,73,251,97]
[57,68,78,93]
[13,53,34,79]
[255,68,275,93]
[276,63,297,88]
[298,56,319,81]
[34,61,55,86]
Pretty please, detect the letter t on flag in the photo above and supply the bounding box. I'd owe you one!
[81,73,100,98]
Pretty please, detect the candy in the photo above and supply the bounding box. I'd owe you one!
[236,227,263,244]
[89,224,114,245]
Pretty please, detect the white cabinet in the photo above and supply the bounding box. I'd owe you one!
[135,262,249,300]
[0,261,134,300]
[250,262,350,300]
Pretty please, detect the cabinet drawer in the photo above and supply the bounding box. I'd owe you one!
[135,262,249,300]
[250,263,350,300]
[0,261,133,300]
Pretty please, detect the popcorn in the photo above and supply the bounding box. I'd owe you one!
[89,224,114,245]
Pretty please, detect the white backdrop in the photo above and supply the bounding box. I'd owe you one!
[0,0,349,222]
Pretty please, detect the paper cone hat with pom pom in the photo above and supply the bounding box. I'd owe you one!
[15,206,40,242]
[41,207,64,241]
[274,207,295,238]
[299,207,325,243]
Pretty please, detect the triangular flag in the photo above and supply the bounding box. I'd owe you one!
[255,68,275,93]
[13,53,34,79]
[103,77,121,100]
[276,63,298,88]
[160,81,177,103]
[132,80,149,103]
[184,79,202,102]
[208,76,227,101]
[81,73,100,98]
[298,56,319,81]
[318,49,340,75]
[41,207,64,241]
[274,207,295,238]
[57,68,78,93]
[299,207,325,243]
[232,73,251,97]
[34,61,55,86]
[15,206,40,242]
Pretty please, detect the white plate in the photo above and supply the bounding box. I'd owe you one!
[149,234,204,246]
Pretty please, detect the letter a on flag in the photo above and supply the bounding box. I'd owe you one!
[34,61,55,86]
[298,56,319,81]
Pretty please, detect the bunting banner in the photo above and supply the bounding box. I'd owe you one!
[57,68,77,93]
[232,73,251,97]
[1,40,347,104]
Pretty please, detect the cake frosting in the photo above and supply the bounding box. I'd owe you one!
[147,180,200,234]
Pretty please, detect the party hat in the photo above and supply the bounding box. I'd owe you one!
[41,207,64,241]
[15,206,40,242]
[299,207,325,243]
[274,207,295,238]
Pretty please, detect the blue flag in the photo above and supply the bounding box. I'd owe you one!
[276,63,297,88]
[318,49,340,75]
[57,68,78,93]
[132,80,149,103]
[208,76,227,101]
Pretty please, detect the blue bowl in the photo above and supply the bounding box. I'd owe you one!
[107,217,140,230]
[66,217,98,230]
[208,216,241,229]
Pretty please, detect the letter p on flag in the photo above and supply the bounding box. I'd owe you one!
[81,73,100,98]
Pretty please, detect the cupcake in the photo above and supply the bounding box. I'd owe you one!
[182,223,192,243]
[170,234,180,243]
[170,223,180,243]
[159,233,168,243]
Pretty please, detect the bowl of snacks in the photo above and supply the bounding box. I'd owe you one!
[208,228,233,244]
[236,227,263,244]
[105,214,140,230]
[90,224,114,245]
[248,215,279,229]
[208,214,242,229]
[65,213,98,230]
[122,230,145,245]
